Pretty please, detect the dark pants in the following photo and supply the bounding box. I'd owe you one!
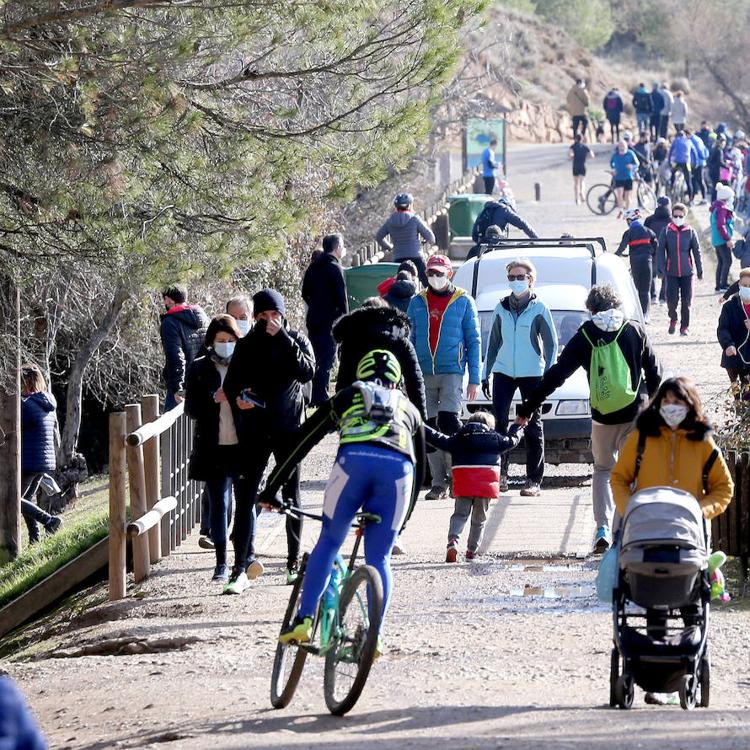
[608,119,620,143]
[199,488,210,536]
[666,274,693,329]
[164,391,178,412]
[649,114,660,140]
[691,166,706,200]
[650,258,667,302]
[726,368,750,400]
[20,473,54,543]
[483,176,495,195]
[572,115,588,139]
[397,254,428,287]
[670,162,693,200]
[232,433,302,570]
[205,464,240,568]
[492,373,544,484]
[630,255,652,319]
[715,244,732,289]
[659,114,670,139]
[308,326,337,407]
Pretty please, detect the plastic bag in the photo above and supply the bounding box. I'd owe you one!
[596,537,620,603]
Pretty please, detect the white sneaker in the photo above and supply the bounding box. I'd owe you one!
[392,538,405,555]
[223,571,249,595]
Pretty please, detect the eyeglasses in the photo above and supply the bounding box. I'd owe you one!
[507,274,528,281]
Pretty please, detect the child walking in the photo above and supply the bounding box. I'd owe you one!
[425,411,523,562]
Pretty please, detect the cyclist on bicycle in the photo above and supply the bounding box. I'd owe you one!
[259,350,425,648]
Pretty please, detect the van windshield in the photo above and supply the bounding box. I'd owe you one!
[479,310,589,356]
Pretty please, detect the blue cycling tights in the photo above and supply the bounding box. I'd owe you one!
[298,444,414,629]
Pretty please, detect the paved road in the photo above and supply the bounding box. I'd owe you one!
[7,143,750,749]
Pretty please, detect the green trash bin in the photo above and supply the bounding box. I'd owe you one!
[344,263,400,310]
[448,193,491,238]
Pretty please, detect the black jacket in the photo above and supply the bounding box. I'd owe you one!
[517,320,662,425]
[223,322,315,443]
[657,223,703,278]
[302,252,348,330]
[160,305,209,395]
[707,145,727,181]
[472,201,538,242]
[717,295,750,370]
[644,206,671,246]
[185,355,242,481]
[21,391,57,473]
[616,221,657,259]
[333,305,427,418]
[632,90,652,114]
[384,278,418,314]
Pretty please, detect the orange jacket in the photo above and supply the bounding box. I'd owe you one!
[611,427,733,520]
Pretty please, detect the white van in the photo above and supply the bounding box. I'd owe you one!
[453,237,644,464]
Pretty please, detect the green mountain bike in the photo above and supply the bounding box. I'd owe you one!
[270,508,384,716]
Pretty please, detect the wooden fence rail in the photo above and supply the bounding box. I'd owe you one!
[109,396,201,600]
[711,449,750,577]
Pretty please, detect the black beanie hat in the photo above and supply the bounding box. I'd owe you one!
[252,288,286,316]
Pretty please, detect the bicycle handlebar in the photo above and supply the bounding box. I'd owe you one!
[274,502,381,528]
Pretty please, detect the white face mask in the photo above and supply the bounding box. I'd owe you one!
[236,319,251,336]
[659,403,689,429]
[213,341,236,360]
[428,275,449,291]
[591,308,625,332]
[672,216,685,227]
[739,286,750,301]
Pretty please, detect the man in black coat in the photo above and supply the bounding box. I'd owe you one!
[160,283,209,410]
[302,234,349,406]
[516,284,661,554]
[222,289,315,593]
[644,196,671,304]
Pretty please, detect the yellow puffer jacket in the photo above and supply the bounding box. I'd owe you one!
[611,427,734,520]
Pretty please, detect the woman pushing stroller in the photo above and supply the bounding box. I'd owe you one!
[609,377,733,707]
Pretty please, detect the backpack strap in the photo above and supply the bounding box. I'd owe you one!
[702,448,719,496]
[632,429,647,488]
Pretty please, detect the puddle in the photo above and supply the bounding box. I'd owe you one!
[507,584,592,599]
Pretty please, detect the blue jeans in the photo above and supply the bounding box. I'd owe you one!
[20,473,54,543]
[204,473,236,567]
[298,445,414,628]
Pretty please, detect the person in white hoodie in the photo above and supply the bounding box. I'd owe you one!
[658,82,673,139]
[671,91,688,133]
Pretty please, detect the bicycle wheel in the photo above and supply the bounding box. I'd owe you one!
[586,183,617,215]
[323,564,383,716]
[270,554,311,708]
[637,181,656,212]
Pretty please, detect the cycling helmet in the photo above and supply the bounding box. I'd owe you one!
[356,349,402,386]
[624,207,641,221]
[394,193,413,209]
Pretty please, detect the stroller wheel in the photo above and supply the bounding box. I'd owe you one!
[678,674,696,710]
[699,657,710,708]
[609,649,619,708]
[615,674,634,710]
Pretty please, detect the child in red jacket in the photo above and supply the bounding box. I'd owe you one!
[425,411,523,562]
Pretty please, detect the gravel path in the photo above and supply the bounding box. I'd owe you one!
[5,144,750,750]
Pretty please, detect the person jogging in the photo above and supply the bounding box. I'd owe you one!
[616,207,657,322]
[260,350,425,650]
[657,202,703,337]
[516,284,661,553]
[569,134,594,205]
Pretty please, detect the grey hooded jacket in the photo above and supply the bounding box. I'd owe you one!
[375,211,435,261]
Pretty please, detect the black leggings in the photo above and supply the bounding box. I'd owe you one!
[715,244,732,290]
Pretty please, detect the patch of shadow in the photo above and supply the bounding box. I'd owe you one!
[47,635,202,658]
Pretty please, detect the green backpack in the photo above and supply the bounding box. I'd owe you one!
[581,323,641,415]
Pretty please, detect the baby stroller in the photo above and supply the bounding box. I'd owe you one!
[610,486,711,710]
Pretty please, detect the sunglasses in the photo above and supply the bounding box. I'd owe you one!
[507,274,528,281]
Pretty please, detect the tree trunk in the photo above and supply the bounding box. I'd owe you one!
[0,276,21,561]
[58,285,129,468]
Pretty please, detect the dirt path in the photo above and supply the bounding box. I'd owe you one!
[5,143,750,750]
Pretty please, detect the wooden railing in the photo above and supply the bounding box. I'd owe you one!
[108,396,201,600]
[347,166,480,268]
[711,449,750,577]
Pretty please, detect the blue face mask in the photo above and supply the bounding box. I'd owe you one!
[509,279,529,296]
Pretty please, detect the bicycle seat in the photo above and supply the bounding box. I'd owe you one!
[355,512,382,525]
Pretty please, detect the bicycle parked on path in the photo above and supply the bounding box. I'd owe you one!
[271,507,383,716]
[586,173,656,217]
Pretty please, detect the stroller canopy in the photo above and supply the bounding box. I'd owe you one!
[621,486,706,557]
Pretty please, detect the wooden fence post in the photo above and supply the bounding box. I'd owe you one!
[142,395,162,564]
[125,404,151,583]
[108,411,127,600]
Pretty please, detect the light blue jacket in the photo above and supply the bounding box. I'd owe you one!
[408,288,481,383]
[483,295,558,379]
[481,147,498,178]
